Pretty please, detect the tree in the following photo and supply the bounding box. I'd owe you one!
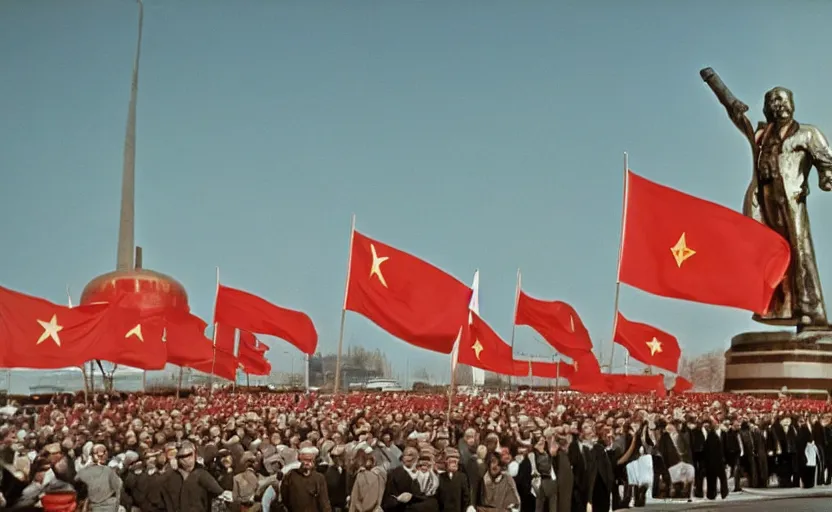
[453,365,473,386]
[678,350,725,392]
[412,367,431,384]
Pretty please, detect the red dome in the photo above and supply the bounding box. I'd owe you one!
[81,269,189,312]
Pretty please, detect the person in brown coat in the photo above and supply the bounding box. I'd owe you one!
[280,446,331,512]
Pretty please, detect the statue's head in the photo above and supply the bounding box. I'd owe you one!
[763,87,795,123]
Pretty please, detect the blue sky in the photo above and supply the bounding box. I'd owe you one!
[3,0,832,382]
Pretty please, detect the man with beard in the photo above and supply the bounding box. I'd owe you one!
[437,448,472,512]
[281,446,331,512]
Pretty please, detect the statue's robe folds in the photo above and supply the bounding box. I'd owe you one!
[744,122,832,324]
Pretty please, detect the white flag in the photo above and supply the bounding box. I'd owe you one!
[469,271,485,386]
[450,270,484,386]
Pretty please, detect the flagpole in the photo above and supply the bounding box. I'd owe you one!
[209,266,220,395]
[304,353,310,393]
[555,356,561,405]
[66,285,91,403]
[334,214,356,395]
[609,151,629,371]
[507,268,521,390]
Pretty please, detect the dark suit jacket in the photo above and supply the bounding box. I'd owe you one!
[585,444,614,499]
[437,472,470,512]
[656,432,681,469]
[703,430,725,474]
[513,457,535,512]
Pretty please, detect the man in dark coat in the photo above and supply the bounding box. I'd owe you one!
[587,427,615,512]
[702,420,729,500]
[722,420,741,493]
[653,420,676,499]
[569,421,597,512]
[687,418,706,499]
[324,447,348,512]
[823,415,832,485]
[281,446,331,512]
[810,415,826,486]
[382,446,434,512]
[456,429,482,505]
[736,421,758,490]
[436,449,470,512]
[511,448,535,512]
[161,442,228,512]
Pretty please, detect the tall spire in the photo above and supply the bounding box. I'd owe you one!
[116,0,144,271]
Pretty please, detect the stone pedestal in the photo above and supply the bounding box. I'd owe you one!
[724,330,832,398]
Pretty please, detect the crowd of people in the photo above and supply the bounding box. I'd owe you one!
[0,388,831,512]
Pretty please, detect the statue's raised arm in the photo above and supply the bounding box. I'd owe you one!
[700,67,832,329]
[700,68,756,150]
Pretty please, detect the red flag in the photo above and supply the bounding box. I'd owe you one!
[569,374,610,393]
[459,312,526,376]
[606,374,667,396]
[618,171,790,313]
[673,376,693,394]
[91,306,168,370]
[572,352,602,376]
[239,331,271,376]
[164,312,214,367]
[185,322,239,380]
[614,313,681,373]
[214,285,317,355]
[515,292,593,359]
[570,374,666,395]
[240,331,267,354]
[512,360,531,378]
[0,286,113,369]
[345,231,472,354]
[530,360,576,381]
[190,347,238,381]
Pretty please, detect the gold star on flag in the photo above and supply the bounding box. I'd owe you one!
[369,244,389,287]
[36,314,63,347]
[125,324,144,342]
[646,337,663,356]
[670,233,696,268]
[472,339,484,360]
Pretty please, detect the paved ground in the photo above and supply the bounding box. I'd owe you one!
[626,487,832,511]
[634,496,829,511]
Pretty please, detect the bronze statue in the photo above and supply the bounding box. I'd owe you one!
[700,68,832,329]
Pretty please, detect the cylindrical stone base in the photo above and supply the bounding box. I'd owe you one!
[724,330,832,398]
